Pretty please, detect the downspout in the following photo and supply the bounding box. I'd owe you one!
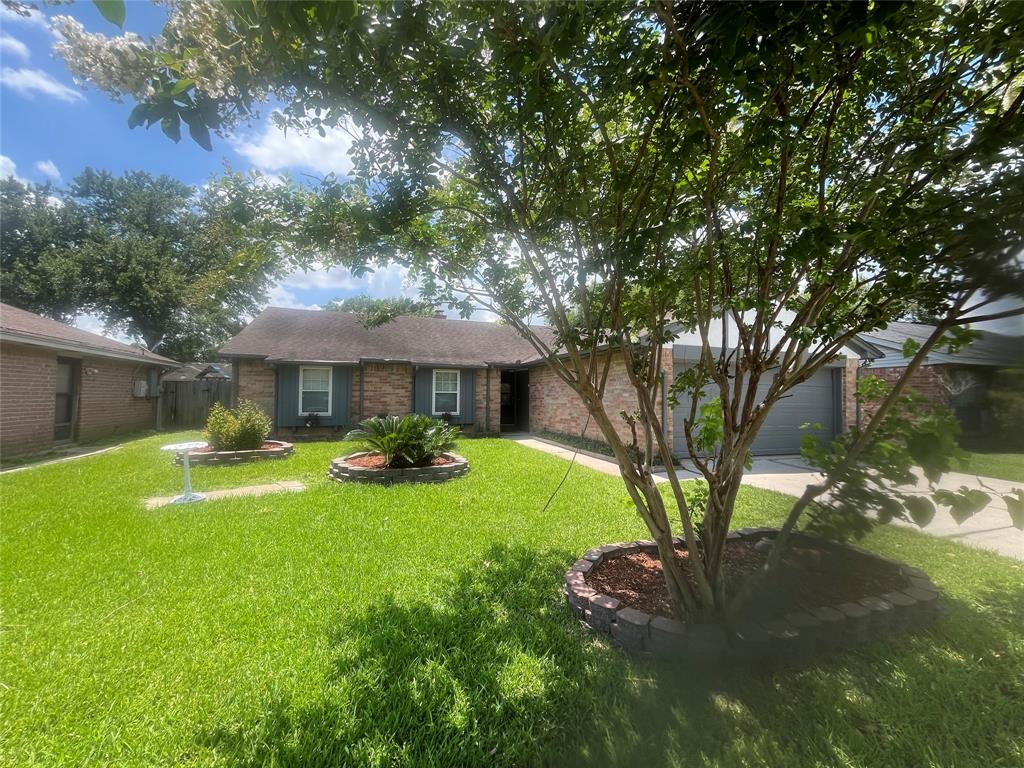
[273,366,279,436]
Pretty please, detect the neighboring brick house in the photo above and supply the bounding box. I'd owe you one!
[220,307,863,455]
[854,321,1024,436]
[0,303,177,459]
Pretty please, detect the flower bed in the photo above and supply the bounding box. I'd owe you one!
[565,528,941,663]
[174,440,294,466]
[328,451,469,485]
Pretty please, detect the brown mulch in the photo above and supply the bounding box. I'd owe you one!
[586,540,909,621]
[345,453,454,469]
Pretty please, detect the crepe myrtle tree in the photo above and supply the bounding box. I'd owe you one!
[57,0,1024,619]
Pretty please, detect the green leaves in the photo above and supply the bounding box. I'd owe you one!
[92,0,125,28]
[1003,490,1024,530]
[905,495,936,527]
[934,487,992,525]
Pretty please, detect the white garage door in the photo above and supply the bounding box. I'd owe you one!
[671,363,839,456]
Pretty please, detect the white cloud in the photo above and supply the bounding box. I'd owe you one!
[0,5,53,35]
[232,115,356,177]
[1,67,84,102]
[0,32,30,60]
[266,263,415,311]
[0,154,26,183]
[34,159,60,182]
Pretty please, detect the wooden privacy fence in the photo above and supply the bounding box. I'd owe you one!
[160,380,231,428]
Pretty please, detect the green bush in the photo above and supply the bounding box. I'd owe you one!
[990,367,1024,449]
[204,400,272,451]
[344,414,460,467]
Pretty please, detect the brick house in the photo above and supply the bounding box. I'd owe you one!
[221,307,866,455]
[0,303,177,459]
[854,321,1023,436]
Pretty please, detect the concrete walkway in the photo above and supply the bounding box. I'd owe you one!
[506,435,1023,560]
[145,480,305,510]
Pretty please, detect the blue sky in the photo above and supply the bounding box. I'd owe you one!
[0,1,421,337]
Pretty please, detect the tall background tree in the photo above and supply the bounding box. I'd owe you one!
[1,168,295,360]
[324,294,440,327]
[56,0,1024,618]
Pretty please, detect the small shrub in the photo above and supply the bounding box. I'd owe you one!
[345,414,460,467]
[204,400,272,451]
[235,400,273,450]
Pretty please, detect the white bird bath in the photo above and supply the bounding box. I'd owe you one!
[161,441,209,504]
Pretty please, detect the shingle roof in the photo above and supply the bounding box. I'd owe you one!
[859,321,1023,367]
[219,307,556,367]
[162,362,233,381]
[0,303,177,365]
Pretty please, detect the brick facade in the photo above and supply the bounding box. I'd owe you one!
[528,351,673,447]
[843,357,860,431]
[474,368,501,433]
[1,341,160,458]
[235,358,276,418]
[1,342,57,458]
[76,356,158,442]
[236,359,500,434]
[859,364,953,425]
[357,363,414,420]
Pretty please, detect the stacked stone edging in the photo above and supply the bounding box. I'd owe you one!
[328,452,469,485]
[564,528,941,662]
[175,440,294,466]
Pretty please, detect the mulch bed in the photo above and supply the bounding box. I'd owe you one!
[193,442,280,453]
[344,453,455,469]
[587,539,909,622]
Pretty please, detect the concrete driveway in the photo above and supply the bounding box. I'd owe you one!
[726,455,1023,560]
[507,436,1022,560]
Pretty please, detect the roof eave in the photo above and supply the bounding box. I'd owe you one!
[0,330,178,367]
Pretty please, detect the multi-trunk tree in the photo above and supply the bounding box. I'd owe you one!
[57,0,1024,618]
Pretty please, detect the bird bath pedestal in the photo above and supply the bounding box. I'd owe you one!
[160,441,208,504]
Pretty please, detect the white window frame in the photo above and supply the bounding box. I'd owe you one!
[299,365,333,416]
[431,368,460,416]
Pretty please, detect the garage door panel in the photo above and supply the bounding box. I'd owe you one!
[672,364,837,456]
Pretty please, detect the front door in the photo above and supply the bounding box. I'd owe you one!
[500,370,530,431]
[54,358,79,441]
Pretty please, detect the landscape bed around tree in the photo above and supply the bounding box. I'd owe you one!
[329,451,469,485]
[566,528,941,663]
[174,440,293,466]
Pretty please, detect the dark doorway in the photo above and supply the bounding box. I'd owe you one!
[500,369,529,431]
[54,358,79,442]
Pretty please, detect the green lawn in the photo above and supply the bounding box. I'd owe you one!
[957,451,1024,484]
[1,435,1021,767]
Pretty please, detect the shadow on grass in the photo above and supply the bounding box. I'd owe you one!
[199,545,1024,767]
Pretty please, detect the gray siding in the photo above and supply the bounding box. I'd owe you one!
[413,367,475,425]
[276,364,353,428]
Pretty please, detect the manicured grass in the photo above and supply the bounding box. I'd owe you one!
[957,451,1024,484]
[1,434,1022,767]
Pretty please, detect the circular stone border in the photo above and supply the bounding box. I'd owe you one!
[174,440,294,466]
[565,527,941,663]
[328,451,469,486]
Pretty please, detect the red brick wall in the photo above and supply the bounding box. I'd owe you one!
[357,363,413,419]
[1,342,57,457]
[77,356,158,442]
[235,358,276,418]
[528,351,673,447]
[474,368,501,433]
[843,357,859,431]
[859,364,952,425]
